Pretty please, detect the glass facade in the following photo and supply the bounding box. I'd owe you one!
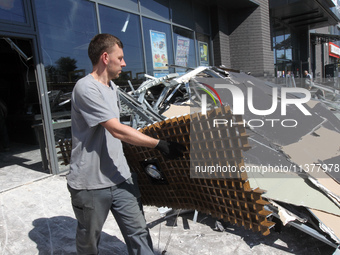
[273,30,293,78]
[34,0,212,86]
[0,0,212,173]
[35,0,98,82]
[171,0,194,29]
[99,5,145,82]
[0,0,26,23]
[1,0,340,174]
[193,1,210,35]
[143,17,174,76]
[99,0,139,13]
[173,26,196,70]
[140,0,170,21]
[35,0,99,168]
[32,0,212,172]
[271,18,303,81]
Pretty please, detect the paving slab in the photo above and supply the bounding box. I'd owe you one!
[0,175,336,255]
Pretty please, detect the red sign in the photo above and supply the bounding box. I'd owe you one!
[329,42,340,58]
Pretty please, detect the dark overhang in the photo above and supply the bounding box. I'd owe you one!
[201,0,259,10]
[310,32,340,44]
[270,0,340,31]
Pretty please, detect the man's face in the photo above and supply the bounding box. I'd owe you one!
[107,44,126,79]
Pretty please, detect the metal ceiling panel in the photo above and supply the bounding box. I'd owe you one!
[270,0,339,30]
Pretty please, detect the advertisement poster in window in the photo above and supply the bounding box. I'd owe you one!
[199,41,209,66]
[150,30,168,70]
[175,36,190,67]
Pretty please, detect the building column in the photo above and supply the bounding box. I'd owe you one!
[211,0,274,77]
[211,6,231,68]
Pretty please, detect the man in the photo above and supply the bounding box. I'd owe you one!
[67,34,184,255]
[304,70,313,90]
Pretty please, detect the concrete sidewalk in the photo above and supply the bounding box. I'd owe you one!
[0,172,336,255]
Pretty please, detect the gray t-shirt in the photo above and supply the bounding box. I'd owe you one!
[67,74,131,190]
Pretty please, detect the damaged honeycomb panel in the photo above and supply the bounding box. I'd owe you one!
[123,106,274,236]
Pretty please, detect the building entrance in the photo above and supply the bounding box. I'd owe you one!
[0,36,49,192]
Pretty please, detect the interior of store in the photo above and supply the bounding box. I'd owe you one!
[0,37,46,175]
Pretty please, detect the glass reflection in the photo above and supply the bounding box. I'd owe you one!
[35,0,97,83]
[142,17,174,77]
[0,0,26,23]
[140,0,170,21]
[273,26,293,78]
[99,0,138,12]
[34,0,98,158]
[99,5,145,84]
[193,1,210,35]
[173,26,196,71]
[170,0,194,29]
[196,33,210,66]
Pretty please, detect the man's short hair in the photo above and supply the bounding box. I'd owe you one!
[88,34,123,66]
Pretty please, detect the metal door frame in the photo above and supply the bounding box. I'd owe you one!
[0,31,60,174]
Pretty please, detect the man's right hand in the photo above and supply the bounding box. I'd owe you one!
[155,140,186,160]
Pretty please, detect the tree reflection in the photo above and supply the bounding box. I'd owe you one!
[56,57,77,81]
[46,56,83,83]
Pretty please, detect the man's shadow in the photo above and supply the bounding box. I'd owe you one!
[29,216,128,254]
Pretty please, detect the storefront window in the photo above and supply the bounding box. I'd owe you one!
[99,5,145,83]
[196,33,210,66]
[0,0,26,23]
[35,0,98,169]
[173,26,196,71]
[170,0,194,29]
[35,0,97,83]
[142,17,174,77]
[272,18,303,79]
[140,0,170,21]
[193,1,210,35]
[275,34,288,60]
[273,31,293,77]
[99,0,138,13]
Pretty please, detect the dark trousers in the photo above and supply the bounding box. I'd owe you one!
[68,176,154,255]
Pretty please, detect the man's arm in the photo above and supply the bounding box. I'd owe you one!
[101,118,186,159]
[101,118,158,148]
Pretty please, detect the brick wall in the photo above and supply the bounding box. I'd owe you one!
[211,6,231,68]
[212,0,274,77]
